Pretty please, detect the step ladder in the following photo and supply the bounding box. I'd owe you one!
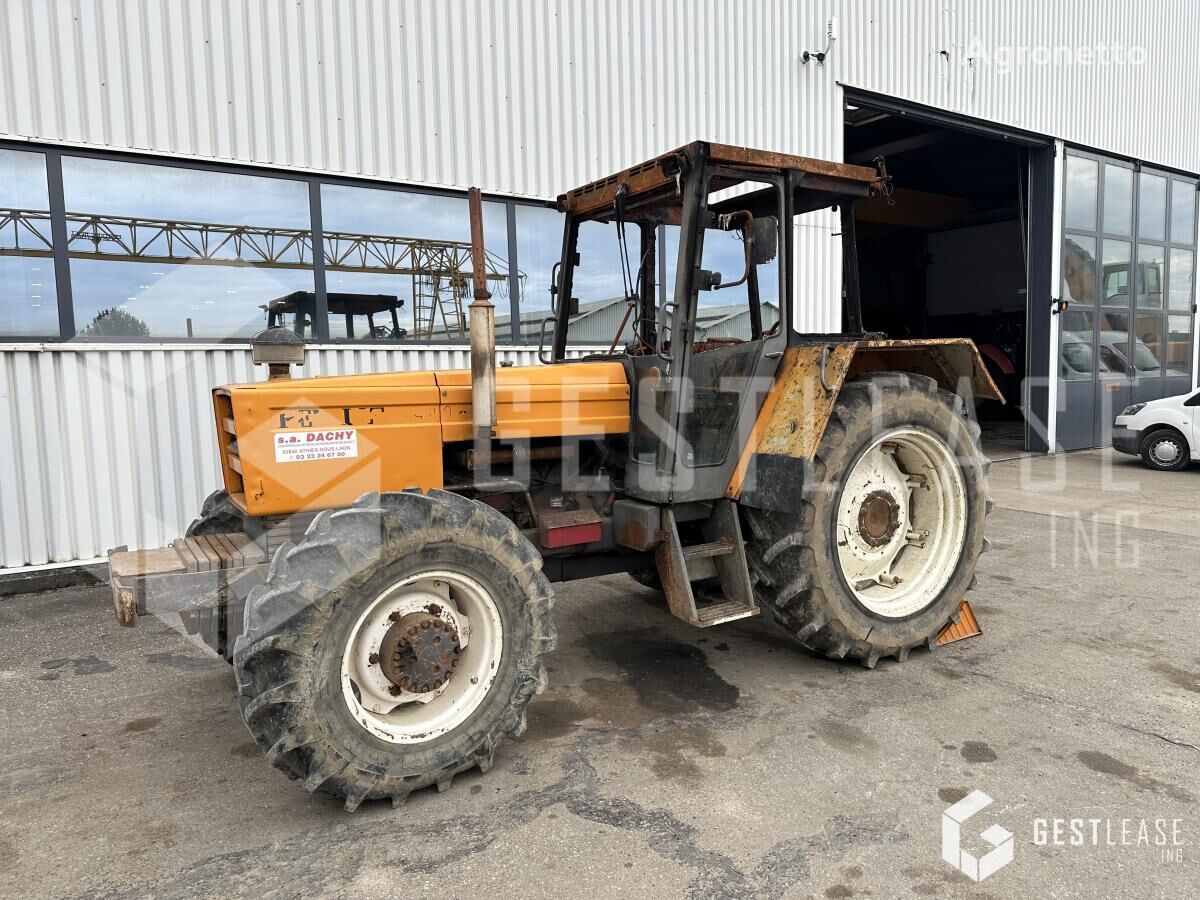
[655,498,759,627]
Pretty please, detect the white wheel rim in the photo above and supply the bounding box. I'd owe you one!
[340,570,503,744]
[1151,439,1180,465]
[835,427,969,618]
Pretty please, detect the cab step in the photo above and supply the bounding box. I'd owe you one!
[655,499,759,628]
[681,539,735,560]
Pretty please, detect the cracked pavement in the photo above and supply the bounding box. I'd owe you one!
[0,450,1196,898]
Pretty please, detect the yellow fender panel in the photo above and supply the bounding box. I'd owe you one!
[727,338,1001,501]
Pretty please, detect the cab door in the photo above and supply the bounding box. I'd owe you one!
[638,171,788,503]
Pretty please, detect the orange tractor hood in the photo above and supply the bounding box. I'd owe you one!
[212,362,631,517]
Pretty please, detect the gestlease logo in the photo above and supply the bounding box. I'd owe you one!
[942,790,1014,881]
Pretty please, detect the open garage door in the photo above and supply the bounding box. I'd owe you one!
[843,92,1054,456]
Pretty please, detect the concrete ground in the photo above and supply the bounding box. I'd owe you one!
[1,450,1197,899]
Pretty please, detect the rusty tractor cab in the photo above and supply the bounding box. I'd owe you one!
[266,290,408,340]
[109,141,999,810]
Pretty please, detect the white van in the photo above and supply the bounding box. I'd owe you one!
[1112,390,1200,470]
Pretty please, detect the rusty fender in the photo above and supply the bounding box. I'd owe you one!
[729,338,1001,513]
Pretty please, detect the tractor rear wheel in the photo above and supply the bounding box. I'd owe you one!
[744,372,990,668]
[232,489,555,810]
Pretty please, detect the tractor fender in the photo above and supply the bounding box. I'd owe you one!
[728,338,1001,511]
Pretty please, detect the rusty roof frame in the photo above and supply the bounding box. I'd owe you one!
[557,141,882,217]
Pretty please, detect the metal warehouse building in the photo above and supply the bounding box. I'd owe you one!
[1,0,1198,572]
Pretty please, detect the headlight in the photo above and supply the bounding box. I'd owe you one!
[1120,403,1146,417]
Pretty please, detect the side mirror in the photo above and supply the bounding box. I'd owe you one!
[750,215,779,265]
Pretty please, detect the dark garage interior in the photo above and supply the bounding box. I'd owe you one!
[844,101,1034,456]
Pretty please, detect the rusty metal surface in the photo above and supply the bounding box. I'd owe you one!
[852,338,1005,403]
[612,498,661,552]
[558,141,882,216]
[728,337,999,503]
[857,490,901,548]
[727,343,855,499]
[558,150,685,216]
[706,143,879,184]
[379,611,462,694]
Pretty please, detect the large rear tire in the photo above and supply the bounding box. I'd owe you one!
[232,490,555,810]
[744,372,990,668]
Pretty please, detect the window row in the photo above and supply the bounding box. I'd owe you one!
[1061,151,1198,380]
[0,146,582,342]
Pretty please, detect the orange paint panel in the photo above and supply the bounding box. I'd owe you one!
[216,362,631,517]
[219,371,445,517]
[437,363,631,442]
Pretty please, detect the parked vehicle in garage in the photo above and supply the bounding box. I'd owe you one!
[1113,390,1200,471]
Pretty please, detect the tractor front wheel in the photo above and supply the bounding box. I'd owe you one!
[232,490,555,810]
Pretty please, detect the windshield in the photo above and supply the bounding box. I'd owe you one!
[557,183,784,352]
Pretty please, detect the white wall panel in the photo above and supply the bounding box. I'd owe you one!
[4,1,1195,192]
[0,344,597,568]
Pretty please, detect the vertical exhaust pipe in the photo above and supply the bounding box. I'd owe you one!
[467,187,496,474]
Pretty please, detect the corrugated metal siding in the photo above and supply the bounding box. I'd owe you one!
[0,0,845,196]
[2,0,1199,568]
[4,2,1195,190]
[838,0,1200,170]
[0,344,596,568]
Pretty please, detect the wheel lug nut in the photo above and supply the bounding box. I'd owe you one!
[368,652,379,665]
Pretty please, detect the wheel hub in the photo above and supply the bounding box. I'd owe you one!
[378,612,461,694]
[835,427,969,619]
[857,490,901,548]
[1152,440,1180,464]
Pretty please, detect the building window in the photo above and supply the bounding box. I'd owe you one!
[1062,150,1196,383]
[61,156,314,339]
[512,205,563,342]
[0,148,58,336]
[319,184,510,342]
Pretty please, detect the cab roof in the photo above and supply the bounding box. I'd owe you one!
[558,141,883,218]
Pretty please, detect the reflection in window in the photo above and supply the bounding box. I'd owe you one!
[1171,179,1196,245]
[1138,173,1167,242]
[319,184,509,341]
[513,205,563,341]
[1064,156,1098,231]
[1059,309,1094,381]
[1135,244,1164,309]
[1133,313,1163,374]
[1101,240,1130,306]
[1166,315,1192,375]
[1102,165,1132,235]
[1169,248,1194,311]
[1062,236,1095,305]
[62,156,313,339]
[0,149,59,335]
